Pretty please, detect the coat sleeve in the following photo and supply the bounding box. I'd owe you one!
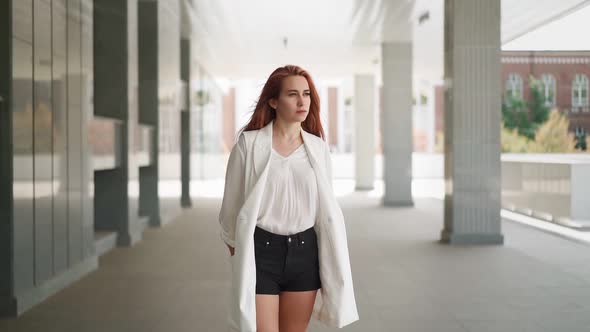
[218,134,247,248]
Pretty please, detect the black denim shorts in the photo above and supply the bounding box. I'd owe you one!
[254,225,322,295]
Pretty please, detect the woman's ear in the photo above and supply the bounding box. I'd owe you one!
[268,98,278,110]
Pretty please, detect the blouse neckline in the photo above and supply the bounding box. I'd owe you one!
[272,144,304,159]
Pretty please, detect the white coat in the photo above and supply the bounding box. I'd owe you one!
[219,119,359,332]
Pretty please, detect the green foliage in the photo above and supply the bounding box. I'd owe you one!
[501,75,550,140]
[574,129,587,151]
[194,90,211,106]
[420,94,428,105]
[502,110,578,153]
[501,123,534,152]
[529,111,576,153]
[527,76,550,125]
[502,96,532,138]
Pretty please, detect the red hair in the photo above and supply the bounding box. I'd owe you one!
[238,65,325,140]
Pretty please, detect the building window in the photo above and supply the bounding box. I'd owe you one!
[540,74,556,107]
[506,73,523,99]
[572,74,589,107]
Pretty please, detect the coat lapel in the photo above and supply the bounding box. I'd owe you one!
[252,121,271,179]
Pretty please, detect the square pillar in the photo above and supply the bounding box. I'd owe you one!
[441,0,504,245]
[381,42,414,206]
[354,74,375,191]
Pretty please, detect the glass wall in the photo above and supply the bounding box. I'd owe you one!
[190,64,224,179]
[158,0,182,184]
[11,0,94,296]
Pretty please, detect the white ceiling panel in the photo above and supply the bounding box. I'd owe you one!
[186,0,590,78]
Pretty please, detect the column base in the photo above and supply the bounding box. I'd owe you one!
[117,229,143,247]
[94,231,118,257]
[181,196,192,208]
[440,229,504,245]
[382,198,414,207]
[1,257,98,317]
[355,185,375,191]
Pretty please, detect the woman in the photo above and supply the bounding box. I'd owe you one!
[219,65,358,332]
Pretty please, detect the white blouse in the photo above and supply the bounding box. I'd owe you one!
[256,143,319,235]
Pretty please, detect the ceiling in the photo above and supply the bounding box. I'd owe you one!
[184,0,590,79]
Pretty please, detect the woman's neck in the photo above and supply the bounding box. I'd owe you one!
[272,119,302,143]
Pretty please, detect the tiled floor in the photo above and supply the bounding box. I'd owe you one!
[2,193,590,331]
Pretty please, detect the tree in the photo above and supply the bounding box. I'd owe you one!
[529,110,576,153]
[501,123,534,152]
[502,96,529,135]
[527,76,550,128]
[501,75,550,140]
[574,128,587,151]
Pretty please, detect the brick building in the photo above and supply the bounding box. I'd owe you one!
[435,51,590,140]
[502,51,590,134]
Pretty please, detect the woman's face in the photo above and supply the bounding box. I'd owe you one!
[270,75,311,123]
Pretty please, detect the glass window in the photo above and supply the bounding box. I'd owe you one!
[506,73,523,99]
[540,74,556,107]
[572,74,589,107]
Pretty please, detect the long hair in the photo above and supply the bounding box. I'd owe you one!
[237,65,325,140]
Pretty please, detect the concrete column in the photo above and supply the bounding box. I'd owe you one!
[381,42,414,206]
[180,38,191,207]
[354,74,375,191]
[0,0,12,316]
[328,87,339,149]
[441,0,504,245]
[138,0,161,226]
[94,0,142,246]
[222,87,236,151]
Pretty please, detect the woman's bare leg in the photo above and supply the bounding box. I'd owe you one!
[256,294,280,332]
[278,290,318,332]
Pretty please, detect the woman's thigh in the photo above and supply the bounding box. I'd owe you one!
[256,294,280,332]
[278,290,318,332]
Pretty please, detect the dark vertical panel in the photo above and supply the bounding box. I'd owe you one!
[80,0,94,258]
[33,0,53,284]
[93,0,127,121]
[93,0,136,245]
[138,2,157,125]
[138,1,159,225]
[180,38,191,207]
[180,110,191,207]
[0,0,14,304]
[67,0,82,265]
[52,0,68,275]
[12,36,34,294]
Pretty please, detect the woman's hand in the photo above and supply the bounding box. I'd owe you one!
[226,243,235,256]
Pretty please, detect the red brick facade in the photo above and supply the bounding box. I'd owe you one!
[435,51,590,136]
[502,51,590,133]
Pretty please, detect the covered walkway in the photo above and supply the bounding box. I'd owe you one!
[1,193,589,332]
